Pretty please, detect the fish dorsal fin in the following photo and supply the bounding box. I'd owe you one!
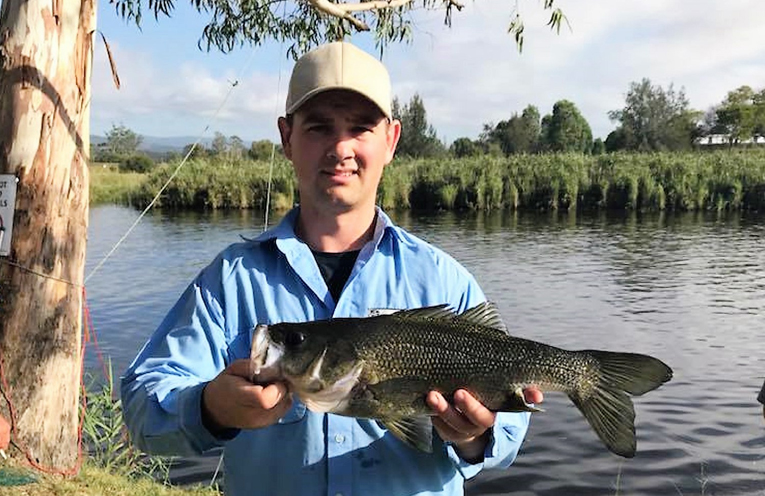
[458,302,508,334]
[392,302,508,334]
[392,304,455,322]
[380,416,434,453]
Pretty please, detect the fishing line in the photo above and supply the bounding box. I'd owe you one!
[263,57,287,233]
[85,42,264,284]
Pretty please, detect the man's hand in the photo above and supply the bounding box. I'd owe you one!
[202,359,292,435]
[427,387,543,463]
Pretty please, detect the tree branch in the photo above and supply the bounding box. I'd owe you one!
[304,0,422,31]
[446,0,464,11]
[341,0,414,12]
[305,0,370,31]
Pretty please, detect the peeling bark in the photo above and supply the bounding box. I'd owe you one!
[0,0,94,472]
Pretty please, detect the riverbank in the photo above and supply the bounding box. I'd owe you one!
[90,149,765,211]
[0,461,219,496]
[0,364,220,496]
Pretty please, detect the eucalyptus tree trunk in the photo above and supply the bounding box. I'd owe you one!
[0,0,94,471]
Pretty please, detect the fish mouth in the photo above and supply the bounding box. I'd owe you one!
[250,324,284,384]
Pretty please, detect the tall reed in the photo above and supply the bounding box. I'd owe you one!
[92,149,765,212]
[132,157,296,211]
[82,361,173,483]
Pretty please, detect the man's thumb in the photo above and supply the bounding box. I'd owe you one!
[225,359,257,380]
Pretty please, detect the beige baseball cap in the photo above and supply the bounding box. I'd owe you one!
[285,41,392,119]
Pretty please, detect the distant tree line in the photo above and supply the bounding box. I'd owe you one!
[91,125,283,172]
[94,80,765,173]
[180,132,282,162]
[398,79,765,159]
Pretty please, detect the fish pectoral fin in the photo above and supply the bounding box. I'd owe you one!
[500,387,544,413]
[381,416,434,453]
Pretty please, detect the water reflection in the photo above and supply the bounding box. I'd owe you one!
[85,206,765,495]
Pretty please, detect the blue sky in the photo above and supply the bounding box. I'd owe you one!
[91,0,765,144]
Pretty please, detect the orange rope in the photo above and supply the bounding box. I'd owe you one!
[0,286,102,476]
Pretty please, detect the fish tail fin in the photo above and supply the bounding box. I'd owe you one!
[568,351,672,458]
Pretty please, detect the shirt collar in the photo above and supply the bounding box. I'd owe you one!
[251,206,400,248]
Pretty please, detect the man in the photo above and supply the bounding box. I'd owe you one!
[121,41,541,496]
[759,380,765,421]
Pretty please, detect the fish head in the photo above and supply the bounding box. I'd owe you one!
[250,320,363,412]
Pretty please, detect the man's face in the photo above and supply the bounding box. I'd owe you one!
[278,90,401,215]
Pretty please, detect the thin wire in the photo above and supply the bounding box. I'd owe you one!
[263,51,287,232]
[210,450,224,489]
[85,46,262,285]
[0,258,81,287]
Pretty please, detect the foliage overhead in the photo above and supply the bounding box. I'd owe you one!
[109,0,567,57]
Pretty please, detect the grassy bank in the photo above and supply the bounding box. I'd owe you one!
[0,462,218,496]
[0,365,218,496]
[91,150,765,211]
[90,164,147,205]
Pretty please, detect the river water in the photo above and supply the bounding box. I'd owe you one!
[84,205,765,495]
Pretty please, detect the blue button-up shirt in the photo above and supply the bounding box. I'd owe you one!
[121,207,530,496]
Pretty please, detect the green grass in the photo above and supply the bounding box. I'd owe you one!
[0,361,220,496]
[81,360,173,480]
[0,462,219,496]
[89,164,146,205]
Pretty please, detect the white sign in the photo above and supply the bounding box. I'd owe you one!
[0,174,18,257]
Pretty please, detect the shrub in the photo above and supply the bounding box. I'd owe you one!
[120,154,155,173]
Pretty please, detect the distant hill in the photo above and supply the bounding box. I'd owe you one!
[91,135,215,154]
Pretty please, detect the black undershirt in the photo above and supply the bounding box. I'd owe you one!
[311,250,360,302]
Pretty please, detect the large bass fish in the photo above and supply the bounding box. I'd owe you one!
[250,303,672,458]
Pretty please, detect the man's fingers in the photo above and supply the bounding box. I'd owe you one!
[255,383,291,410]
[428,390,489,439]
[452,390,495,430]
[426,391,448,414]
[524,387,544,405]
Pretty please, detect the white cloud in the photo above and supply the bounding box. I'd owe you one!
[383,0,765,139]
[91,41,286,141]
[92,0,765,142]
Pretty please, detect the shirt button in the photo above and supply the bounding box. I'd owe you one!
[334,434,345,443]
[335,493,343,496]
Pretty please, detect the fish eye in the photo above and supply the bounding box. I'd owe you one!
[284,330,306,348]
